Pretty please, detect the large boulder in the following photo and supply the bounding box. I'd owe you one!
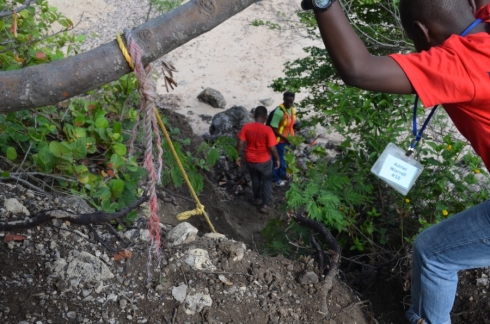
[208,106,252,138]
[197,88,226,108]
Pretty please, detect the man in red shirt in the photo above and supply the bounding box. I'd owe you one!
[236,106,280,214]
[302,0,490,323]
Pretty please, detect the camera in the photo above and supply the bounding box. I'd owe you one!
[301,0,314,10]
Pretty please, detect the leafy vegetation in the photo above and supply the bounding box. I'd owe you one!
[0,0,82,70]
[0,0,235,226]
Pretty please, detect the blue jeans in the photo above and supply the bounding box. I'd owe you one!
[272,142,287,183]
[407,199,490,324]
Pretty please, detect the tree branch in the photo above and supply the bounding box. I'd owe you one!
[0,0,260,112]
[0,193,149,230]
[0,0,38,18]
[0,13,85,54]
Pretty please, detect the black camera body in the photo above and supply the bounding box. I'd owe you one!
[301,0,335,11]
[301,0,315,10]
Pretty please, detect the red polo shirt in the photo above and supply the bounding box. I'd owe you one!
[389,5,490,169]
[238,122,277,163]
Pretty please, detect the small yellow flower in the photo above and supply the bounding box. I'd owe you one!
[405,199,410,204]
[446,145,452,151]
[475,169,481,174]
[442,210,449,216]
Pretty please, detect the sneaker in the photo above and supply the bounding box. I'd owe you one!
[275,180,286,187]
[259,205,270,214]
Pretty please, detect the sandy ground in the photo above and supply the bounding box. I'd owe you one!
[49,0,323,135]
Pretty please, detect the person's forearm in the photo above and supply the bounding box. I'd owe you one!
[270,147,280,162]
[272,128,288,142]
[314,2,373,86]
[236,142,244,155]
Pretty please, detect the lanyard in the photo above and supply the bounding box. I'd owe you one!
[406,18,483,156]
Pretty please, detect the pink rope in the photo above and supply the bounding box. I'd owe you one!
[124,29,163,275]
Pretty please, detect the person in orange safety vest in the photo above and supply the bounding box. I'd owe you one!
[268,91,297,187]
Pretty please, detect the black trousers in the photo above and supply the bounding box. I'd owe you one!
[246,159,273,206]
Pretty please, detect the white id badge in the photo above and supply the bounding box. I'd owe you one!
[370,143,424,196]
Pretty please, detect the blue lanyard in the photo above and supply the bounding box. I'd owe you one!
[406,18,483,156]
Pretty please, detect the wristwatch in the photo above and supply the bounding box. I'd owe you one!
[301,0,336,11]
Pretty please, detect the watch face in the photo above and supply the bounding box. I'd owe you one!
[314,0,331,9]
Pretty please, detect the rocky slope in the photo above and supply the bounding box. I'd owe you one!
[0,181,369,324]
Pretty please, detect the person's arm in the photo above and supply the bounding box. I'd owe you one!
[272,127,289,144]
[313,2,414,94]
[269,146,280,169]
[236,139,245,166]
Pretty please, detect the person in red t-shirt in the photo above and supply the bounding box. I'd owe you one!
[301,0,490,323]
[236,106,280,214]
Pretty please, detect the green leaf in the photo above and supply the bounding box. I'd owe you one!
[34,147,55,172]
[71,138,87,159]
[112,143,127,156]
[49,141,73,161]
[125,210,138,223]
[85,137,97,154]
[110,154,125,169]
[95,187,112,200]
[207,148,219,166]
[95,116,109,129]
[1,171,10,178]
[113,121,122,136]
[110,179,125,198]
[6,147,17,160]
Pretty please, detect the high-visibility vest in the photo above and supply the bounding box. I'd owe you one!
[275,104,296,143]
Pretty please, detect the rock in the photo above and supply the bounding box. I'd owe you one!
[65,252,115,282]
[208,106,252,138]
[326,138,343,150]
[259,98,274,107]
[185,249,217,271]
[172,284,188,303]
[309,155,319,163]
[297,126,317,144]
[167,222,198,246]
[184,293,213,315]
[49,258,68,277]
[124,229,138,241]
[139,229,151,242]
[119,298,128,310]
[61,195,94,213]
[66,311,77,319]
[477,276,489,287]
[219,241,246,261]
[197,88,226,108]
[204,233,227,241]
[299,271,319,285]
[218,275,233,286]
[4,198,30,215]
[107,293,118,302]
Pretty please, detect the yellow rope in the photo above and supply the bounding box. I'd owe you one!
[154,110,216,232]
[116,34,135,70]
[116,33,216,233]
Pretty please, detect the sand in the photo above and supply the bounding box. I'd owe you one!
[48,0,323,135]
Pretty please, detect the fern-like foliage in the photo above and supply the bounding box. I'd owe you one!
[286,162,371,233]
